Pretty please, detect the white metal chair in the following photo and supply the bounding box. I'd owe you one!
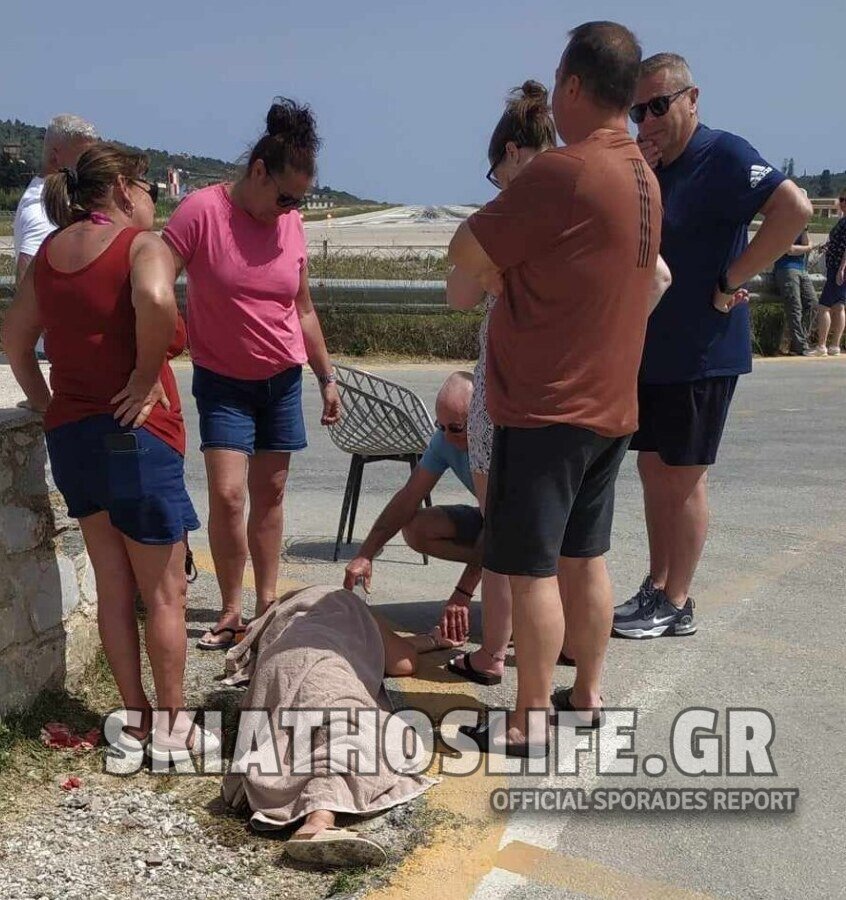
[328,364,435,562]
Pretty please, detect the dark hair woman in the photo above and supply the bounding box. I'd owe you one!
[162,98,340,650]
[2,142,214,761]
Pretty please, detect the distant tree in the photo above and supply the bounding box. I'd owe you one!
[819,169,833,196]
[782,158,789,174]
[787,158,795,178]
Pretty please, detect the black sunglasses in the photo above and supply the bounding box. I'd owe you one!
[486,152,505,190]
[133,178,159,204]
[267,170,305,210]
[435,420,466,435]
[629,86,692,125]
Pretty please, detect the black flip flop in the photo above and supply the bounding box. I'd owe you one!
[550,686,605,728]
[558,652,576,667]
[458,721,548,758]
[197,625,245,651]
[446,652,502,686]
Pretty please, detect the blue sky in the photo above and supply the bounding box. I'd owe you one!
[1,1,841,204]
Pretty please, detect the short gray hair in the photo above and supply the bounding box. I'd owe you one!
[640,53,694,90]
[45,114,99,145]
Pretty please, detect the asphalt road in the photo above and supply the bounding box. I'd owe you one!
[176,356,846,900]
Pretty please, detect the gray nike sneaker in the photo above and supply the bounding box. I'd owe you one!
[612,590,696,639]
[613,575,657,621]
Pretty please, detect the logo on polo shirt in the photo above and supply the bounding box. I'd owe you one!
[750,165,773,188]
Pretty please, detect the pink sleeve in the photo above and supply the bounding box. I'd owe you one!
[162,193,203,265]
[296,213,308,271]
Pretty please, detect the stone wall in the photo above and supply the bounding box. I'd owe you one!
[0,408,99,714]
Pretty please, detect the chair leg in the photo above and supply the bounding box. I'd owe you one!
[334,455,359,562]
[346,455,365,544]
[409,455,430,566]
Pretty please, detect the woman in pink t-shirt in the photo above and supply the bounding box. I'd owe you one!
[163,98,340,649]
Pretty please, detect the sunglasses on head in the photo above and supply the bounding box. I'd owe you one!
[435,421,466,435]
[266,169,305,210]
[133,178,159,204]
[629,86,692,125]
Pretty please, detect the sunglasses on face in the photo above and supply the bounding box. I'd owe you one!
[486,152,505,190]
[267,170,305,210]
[435,421,466,435]
[133,178,159,204]
[629,86,693,125]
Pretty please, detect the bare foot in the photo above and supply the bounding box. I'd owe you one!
[198,609,244,648]
[293,809,336,839]
[449,647,504,678]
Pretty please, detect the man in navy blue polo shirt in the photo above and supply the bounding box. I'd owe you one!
[614,53,812,639]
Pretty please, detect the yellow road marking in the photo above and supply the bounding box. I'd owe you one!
[190,545,304,598]
[495,842,717,900]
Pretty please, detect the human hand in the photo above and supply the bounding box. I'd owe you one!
[837,266,845,287]
[344,556,372,592]
[637,136,662,169]
[712,286,750,314]
[16,399,47,415]
[438,591,471,644]
[320,382,342,426]
[110,373,170,427]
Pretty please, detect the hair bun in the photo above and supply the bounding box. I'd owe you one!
[266,96,317,143]
[521,80,548,103]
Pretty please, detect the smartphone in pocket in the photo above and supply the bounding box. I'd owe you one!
[104,431,140,453]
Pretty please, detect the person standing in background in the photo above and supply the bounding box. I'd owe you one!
[13,114,98,361]
[813,194,846,355]
[773,224,818,356]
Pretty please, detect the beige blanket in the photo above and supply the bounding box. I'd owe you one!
[220,585,436,830]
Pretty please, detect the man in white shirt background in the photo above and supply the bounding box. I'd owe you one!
[13,114,99,355]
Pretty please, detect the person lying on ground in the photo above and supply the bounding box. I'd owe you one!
[221,584,451,868]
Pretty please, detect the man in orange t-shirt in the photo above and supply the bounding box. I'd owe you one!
[448,21,669,757]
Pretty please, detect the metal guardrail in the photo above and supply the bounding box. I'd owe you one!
[0,274,828,312]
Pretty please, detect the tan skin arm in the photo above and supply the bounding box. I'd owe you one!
[344,465,442,589]
[448,222,504,298]
[716,180,813,312]
[294,265,341,426]
[2,261,50,412]
[110,233,178,427]
[15,253,33,288]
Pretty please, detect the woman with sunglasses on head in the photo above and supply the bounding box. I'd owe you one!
[2,143,213,760]
[163,98,340,650]
[813,195,846,355]
[446,81,574,684]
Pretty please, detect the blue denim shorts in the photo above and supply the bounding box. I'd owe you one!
[46,415,200,545]
[192,364,308,455]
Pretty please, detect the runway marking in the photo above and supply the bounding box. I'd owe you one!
[494,842,717,900]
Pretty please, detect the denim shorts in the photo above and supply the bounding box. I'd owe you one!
[46,415,200,546]
[192,364,308,455]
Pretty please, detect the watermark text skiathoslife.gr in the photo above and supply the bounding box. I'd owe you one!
[102,705,792,790]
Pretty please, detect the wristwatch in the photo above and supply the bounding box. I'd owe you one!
[316,370,337,387]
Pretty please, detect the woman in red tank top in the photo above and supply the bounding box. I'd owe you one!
[2,143,215,762]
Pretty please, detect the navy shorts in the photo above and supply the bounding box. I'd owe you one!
[192,364,308,455]
[629,375,738,466]
[441,504,484,546]
[46,415,199,545]
[483,423,630,577]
